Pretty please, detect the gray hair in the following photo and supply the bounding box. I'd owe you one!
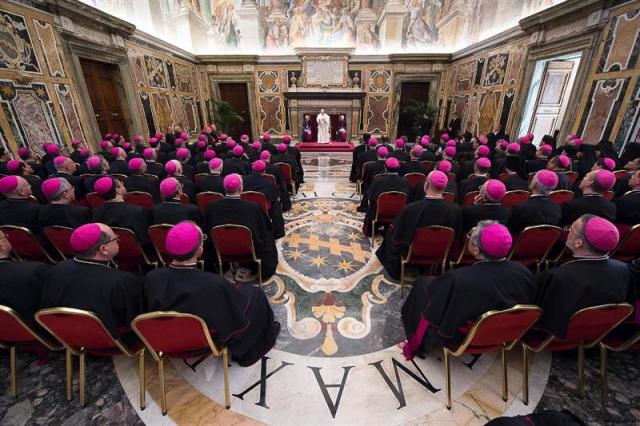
[533,179,554,196]
[469,220,505,260]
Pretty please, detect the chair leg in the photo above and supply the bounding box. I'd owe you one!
[66,348,73,401]
[578,344,585,399]
[258,261,263,289]
[371,220,376,248]
[223,349,230,409]
[522,345,529,405]
[79,349,86,407]
[400,261,405,298]
[600,344,608,405]
[444,349,452,410]
[501,346,508,402]
[139,350,146,410]
[9,346,17,398]
[159,354,167,415]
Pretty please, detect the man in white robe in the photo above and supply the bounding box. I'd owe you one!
[317,109,330,144]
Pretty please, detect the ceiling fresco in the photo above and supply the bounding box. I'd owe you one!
[82,0,565,54]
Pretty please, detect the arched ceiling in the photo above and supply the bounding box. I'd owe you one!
[82,0,565,54]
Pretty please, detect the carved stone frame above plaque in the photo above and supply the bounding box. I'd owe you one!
[300,56,349,88]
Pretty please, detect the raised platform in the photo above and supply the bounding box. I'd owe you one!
[297,141,355,152]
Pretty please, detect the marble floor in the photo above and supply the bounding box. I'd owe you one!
[1,152,638,425]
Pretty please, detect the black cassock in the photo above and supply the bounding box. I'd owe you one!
[92,201,151,246]
[0,199,42,235]
[144,161,165,180]
[197,174,225,194]
[401,260,536,358]
[265,163,291,212]
[535,257,637,338]
[175,176,197,204]
[462,203,511,233]
[526,158,548,174]
[362,174,411,237]
[0,259,50,325]
[222,158,251,176]
[242,174,285,239]
[458,175,488,203]
[508,195,561,234]
[143,266,279,367]
[555,172,570,190]
[125,174,160,203]
[40,258,143,337]
[109,160,129,175]
[375,198,463,280]
[205,197,278,277]
[349,144,367,182]
[613,191,640,224]
[52,172,86,201]
[40,204,90,229]
[151,199,202,227]
[561,194,616,226]
[502,174,529,191]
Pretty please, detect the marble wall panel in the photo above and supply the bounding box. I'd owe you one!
[506,45,526,85]
[175,63,193,93]
[484,53,509,87]
[474,58,485,89]
[54,83,83,141]
[260,96,282,133]
[145,55,168,89]
[478,91,502,135]
[0,10,41,73]
[139,91,155,137]
[369,70,390,93]
[614,78,640,151]
[183,97,198,131]
[166,61,177,90]
[132,55,147,87]
[499,88,516,131]
[33,19,65,77]
[455,61,474,92]
[366,96,388,134]
[151,92,173,132]
[597,8,640,73]
[258,70,279,93]
[578,78,630,145]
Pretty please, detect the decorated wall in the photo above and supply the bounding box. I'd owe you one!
[126,40,210,137]
[573,2,640,151]
[0,1,90,156]
[439,37,529,138]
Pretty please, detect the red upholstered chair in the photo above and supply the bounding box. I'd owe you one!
[450,236,478,269]
[548,190,574,205]
[404,172,426,188]
[196,191,224,214]
[210,224,262,286]
[124,191,155,209]
[35,307,145,408]
[241,191,270,215]
[443,192,456,203]
[498,173,510,182]
[263,174,277,187]
[564,171,578,185]
[43,226,75,260]
[461,191,479,207]
[194,173,208,187]
[447,172,457,182]
[111,173,128,184]
[372,191,408,245]
[600,324,640,403]
[613,170,628,181]
[609,224,640,262]
[603,190,615,201]
[522,303,633,404]
[0,225,57,263]
[275,162,296,195]
[86,192,105,209]
[131,312,230,415]
[148,224,173,266]
[357,161,375,195]
[443,305,542,410]
[508,225,562,271]
[528,172,536,183]
[180,193,190,204]
[501,190,530,208]
[112,227,158,271]
[0,305,62,397]
[421,160,434,172]
[400,226,455,296]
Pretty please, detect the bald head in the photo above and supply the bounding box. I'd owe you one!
[0,230,11,259]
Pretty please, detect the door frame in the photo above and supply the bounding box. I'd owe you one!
[390,73,441,141]
[208,74,259,139]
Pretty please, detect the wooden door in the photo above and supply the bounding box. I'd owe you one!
[530,61,575,139]
[79,58,129,138]
[218,83,252,139]
[398,82,430,141]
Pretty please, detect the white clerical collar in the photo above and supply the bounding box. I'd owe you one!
[226,194,241,199]
[169,263,198,269]
[73,257,113,268]
[565,255,609,264]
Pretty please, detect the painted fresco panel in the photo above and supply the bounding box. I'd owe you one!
[145,55,168,89]
[478,91,501,135]
[484,53,509,87]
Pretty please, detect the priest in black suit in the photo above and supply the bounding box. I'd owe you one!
[40,178,90,229]
[223,145,251,176]
[51,156,86,201]
[143,221,280,367]
[375,171,463,280]
[462,179,511,233]
[509,170,562,234]
[349,133,370,182]
[242,160,285,239]
[458,158,491,203]
[142,148,165,179]
[561,170,617,226]
[152,178,202,227]
[125,158,160,202]
[399,145,429,177]
[613,170,640,225]
[197,158,226,194]
[261,151,292,212]
[0,176,42,235]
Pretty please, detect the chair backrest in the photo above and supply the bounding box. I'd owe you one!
[564,171,578,185]
[603,190,615,201]
[375,191,408,219]
[111,173,128,183]
[443,192,456,203]
[194,173,208,186]
[360,161,374,180]
[501,190,530,208]
[404,173,426,188]
[459,305,542,352]
[263,174,277,187]
[0,225,55,263]
[196,191,224,214]
[447,172,457,182]
[148,224,173,265]
[509,225,561,262]
[462,191,479,207]
[613,170,628,181]
[611,224,640,261]
[211,225,254,257]
[36,308,119,351]
[0,305,39,343]
[561,304,633,345]
[548,190,574,205]
[408,226,455,261]
[241,191,269,214]
[180,193,190,204]
[132,312,221,357]
[421,160,434,172]
[498,173,510,182]
[275,162,293,182]
[86,192,105,209]
[112,227,155,268]
[43,226,75,260]
[124,191,155,209]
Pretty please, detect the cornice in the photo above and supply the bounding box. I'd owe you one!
[519,0,613,33]
[130,30,198,64]
[47,0,135,36]
[452,26,527,61]
[388,53,452,63]
[196,55,261,64]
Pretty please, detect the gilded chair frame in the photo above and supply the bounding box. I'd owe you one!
[507,224,562,272]
[274,162,297,195]
[609,223,640,260]
[240,191,271,216]
[0,305,62,397]
[0,225,57,263]
[111,227,158,270]
[210,224,263,286]
[521,303,633,405]
[444,304,542,410]
[43,225,75,260]
[400,226,454,297]
[131,311,230,415]
[35,307,145,409]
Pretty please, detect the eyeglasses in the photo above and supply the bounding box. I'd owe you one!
[101,236,120,246]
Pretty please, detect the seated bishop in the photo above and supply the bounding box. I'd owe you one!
[143,222,280,367]
[401,222,536,359]
[40,178,90,229]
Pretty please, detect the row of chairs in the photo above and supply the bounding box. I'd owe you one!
[0,224,265,284]
[1,302,637,413]
[396,224,640,297]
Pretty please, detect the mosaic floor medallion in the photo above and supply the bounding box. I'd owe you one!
[114,179,552,425]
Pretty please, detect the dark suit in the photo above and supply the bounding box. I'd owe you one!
[508,195,562,234]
